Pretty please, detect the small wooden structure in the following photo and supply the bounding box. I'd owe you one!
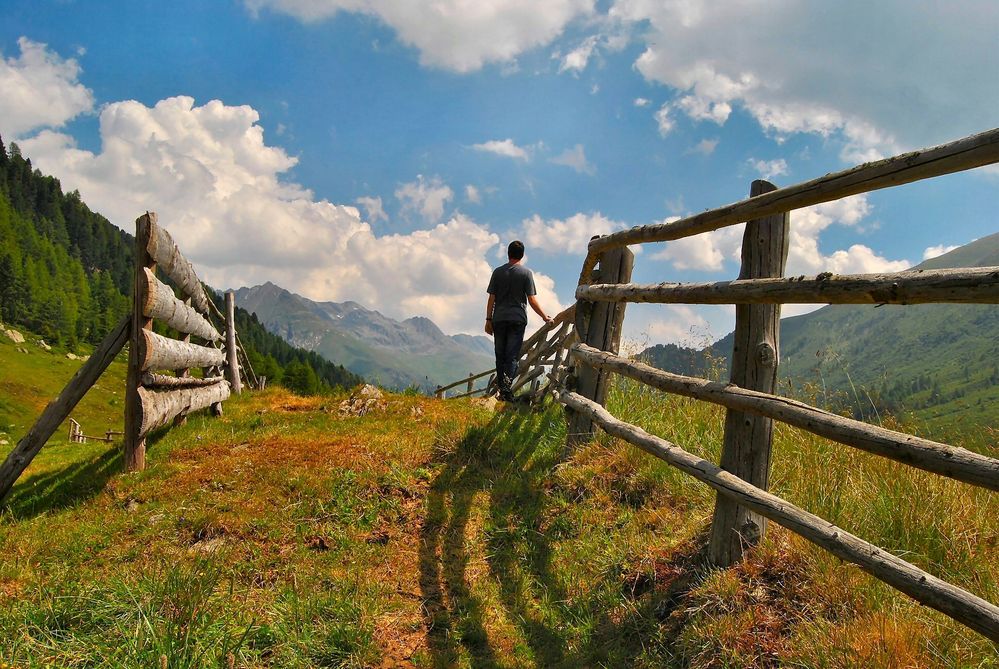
[124,213,232,471]
[68,419,121,444]
[437,127,999,643]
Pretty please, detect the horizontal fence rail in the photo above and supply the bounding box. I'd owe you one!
[570,344,999,491]
[578,127,999,280]
[577,267,999,305]
[142,268,222,341]
[560,390,999,643]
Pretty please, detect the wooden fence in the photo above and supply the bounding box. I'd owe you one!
[438,127,999,642]
[0,212,244,499]
[433,305,577,401]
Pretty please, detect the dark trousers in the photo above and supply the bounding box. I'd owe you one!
[493,320,526,394]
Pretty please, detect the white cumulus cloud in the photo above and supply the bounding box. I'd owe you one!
[688,138,719,156]
[465,184,481,204]
[356,195,387,223]
[395,174,453,223]
[472,138,532,161]
[557,35,599,74]
[653,103,674,136]
[609,0,998,161]
[922,244,960,261]
[246,0,594,72]
[549,144,595,175]
[521,211,625,255]
[19,95,514,334]
[747,158,788,180]
[0,37,94,139]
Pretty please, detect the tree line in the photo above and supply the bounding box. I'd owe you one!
[0,135,362,394]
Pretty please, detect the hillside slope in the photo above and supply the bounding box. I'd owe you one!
[644,232,999,440]
[1,342,996,666]
[235,282,494,390]
[0,138,361,392]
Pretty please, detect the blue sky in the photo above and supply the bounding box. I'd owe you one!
[1,0,997,344]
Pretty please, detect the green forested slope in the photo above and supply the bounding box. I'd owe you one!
[0,136,361,393]
[641,233,999,441]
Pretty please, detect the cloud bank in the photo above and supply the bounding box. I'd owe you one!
[18,93,565,334]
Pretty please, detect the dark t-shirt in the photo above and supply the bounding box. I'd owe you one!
[487,262,536,324]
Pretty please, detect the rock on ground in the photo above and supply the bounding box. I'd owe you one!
[339,384,388,417]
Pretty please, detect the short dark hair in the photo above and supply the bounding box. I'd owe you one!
[508,240,525,260]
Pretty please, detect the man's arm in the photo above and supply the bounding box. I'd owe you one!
[527,295,552,324]
[485,294,495,335]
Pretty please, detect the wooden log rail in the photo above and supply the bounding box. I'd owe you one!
[570,344,999,492]
[139,330,226,372]
[142,268,221,341]
[576,127,999,282]
[146,216,213,316]
[436,369,494,396]
[136,381,230,438]
[560,390,999,643]
[576,267,999,306]
[141,372,228,389]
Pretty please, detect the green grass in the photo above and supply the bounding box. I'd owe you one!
[1,334,998,667]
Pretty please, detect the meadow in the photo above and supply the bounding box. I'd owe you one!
[0,329,997,667]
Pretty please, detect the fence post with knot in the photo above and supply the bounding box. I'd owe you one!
[565,241,634,447]
[708,179,790,567]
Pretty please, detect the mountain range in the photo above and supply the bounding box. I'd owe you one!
[234,282,494,390]
[641,232,999,441]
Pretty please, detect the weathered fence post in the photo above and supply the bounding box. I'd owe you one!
[224,291,242,395]
[708,180,790,567]
[566,244,635,446]
[124,213,155,472]
[467,373,474,394]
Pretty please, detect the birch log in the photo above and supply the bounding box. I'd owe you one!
[141,373,227,389]
[576,267,999,306]
[571,344,999,491]
[137,381,231,437]
[560,390,999,644]
[578,127,999,280]
[142,268,221,341]
[0,316,129,500]
[140,330,225,372]
[146,218,212,316]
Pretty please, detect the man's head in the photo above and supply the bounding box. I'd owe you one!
[508,240,525,261]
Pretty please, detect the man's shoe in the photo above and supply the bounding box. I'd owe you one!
[499,391,515,402]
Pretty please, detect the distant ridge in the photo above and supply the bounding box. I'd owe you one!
[235,283,494,390]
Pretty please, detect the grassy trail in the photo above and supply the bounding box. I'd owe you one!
[0,346,997,666]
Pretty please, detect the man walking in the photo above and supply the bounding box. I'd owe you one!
[485,240,552,401]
